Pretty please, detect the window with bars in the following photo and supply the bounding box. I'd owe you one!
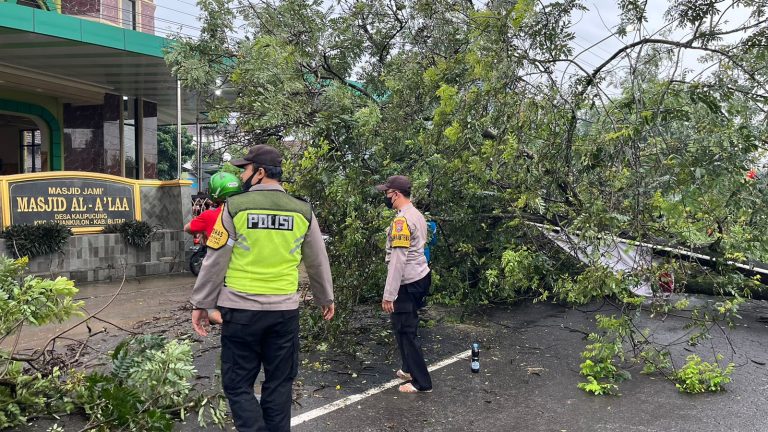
[20,129,42,173]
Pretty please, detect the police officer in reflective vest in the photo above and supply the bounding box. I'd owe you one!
[377,175,433,393]
[190,145,335,432]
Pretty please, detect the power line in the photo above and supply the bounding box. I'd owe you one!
[152,3,201,19]
[161,0,201,9]
[14,0,204,38]
[72,2,203,37]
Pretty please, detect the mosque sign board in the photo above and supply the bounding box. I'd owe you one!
[6,174,137,231]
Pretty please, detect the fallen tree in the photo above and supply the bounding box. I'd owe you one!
[0,257,227,430]
[167,0,768,394]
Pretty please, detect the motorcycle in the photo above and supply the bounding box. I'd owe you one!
[189,234,207,276]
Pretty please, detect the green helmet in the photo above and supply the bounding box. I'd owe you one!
[208,172,241,201]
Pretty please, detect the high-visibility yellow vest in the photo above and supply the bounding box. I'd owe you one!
[224,190,312,295]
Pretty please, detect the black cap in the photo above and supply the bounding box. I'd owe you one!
[230,145,283,168]
[375,175,412,194]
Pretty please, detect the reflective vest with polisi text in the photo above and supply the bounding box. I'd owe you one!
[225,190,312,295]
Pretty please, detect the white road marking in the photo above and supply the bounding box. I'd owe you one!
[290,349,471,427]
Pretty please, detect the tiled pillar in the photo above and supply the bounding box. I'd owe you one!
[63,103,106,173]
[142,100,158,179]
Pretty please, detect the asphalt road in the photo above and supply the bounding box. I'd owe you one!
[291,299,768,432]
[12,274,768,432]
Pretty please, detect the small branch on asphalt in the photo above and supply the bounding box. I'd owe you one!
[0,319,24,344]
[11,265,128,363]
[78,359,107,370]
[487,319,517,329]
[561,325,591,336]
[0,321,23,379]
[713,320,737,355]
[196,344,222,355]
[70,328,108,366]
[89,316,138,334]
[78,417,118,432]
[329,369,377,377]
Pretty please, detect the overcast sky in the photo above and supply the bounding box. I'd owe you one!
[566,1,751,75]
[154,0,754,82]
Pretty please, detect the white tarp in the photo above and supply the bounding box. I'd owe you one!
[537,226,656,297]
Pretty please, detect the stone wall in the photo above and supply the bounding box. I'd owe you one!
[140,185,192,231]
[0,230,189,283]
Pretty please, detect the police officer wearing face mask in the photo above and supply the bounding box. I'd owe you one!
[190,145,335,432]
[376,175,433,393]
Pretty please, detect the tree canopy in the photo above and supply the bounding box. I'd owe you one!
[167,0,768,390]
[157,125,196,181]
[168,0,768,299]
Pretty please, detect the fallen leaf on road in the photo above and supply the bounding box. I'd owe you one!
[526,367,545,375]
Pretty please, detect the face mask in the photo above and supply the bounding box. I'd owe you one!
[383,194,395,209]
[242,167,263,191]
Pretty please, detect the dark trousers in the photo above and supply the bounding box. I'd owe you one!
[220,307,299,432]
[391,273,433,391]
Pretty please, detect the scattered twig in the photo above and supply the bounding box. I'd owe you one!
[89,316,138,334]
[196,344,222,355]
[487,319,516,329]
[70,328,108,366]
[77,359,107,370]
[560,325,591,336]
[77,417,118,432]
[11,265,127,363]
[0,319,24,344]
[0,321,23,379]
[713,320,737,355]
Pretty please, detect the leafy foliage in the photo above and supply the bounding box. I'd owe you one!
[578,314,632,395]
[639,348,672,375]
[673,355,734,393]
[0,259,227,430]
[2,222,72,259]
[104,220,160,248]
[0,364,76,429]
[167,0,768,392]
[111,335,195,407]
[0,256,82,338]
[483,247,550,303]
[578,297,740,395]
[167,0,768,306]
[1,335,227,431]
[157,125,196,181]
[70,335,225,431]
[0,257,82,428]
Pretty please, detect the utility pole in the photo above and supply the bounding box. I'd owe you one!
[176,79,182,179]
[196,114,202,193]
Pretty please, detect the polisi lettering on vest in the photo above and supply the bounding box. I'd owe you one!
[247,213,294,231]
